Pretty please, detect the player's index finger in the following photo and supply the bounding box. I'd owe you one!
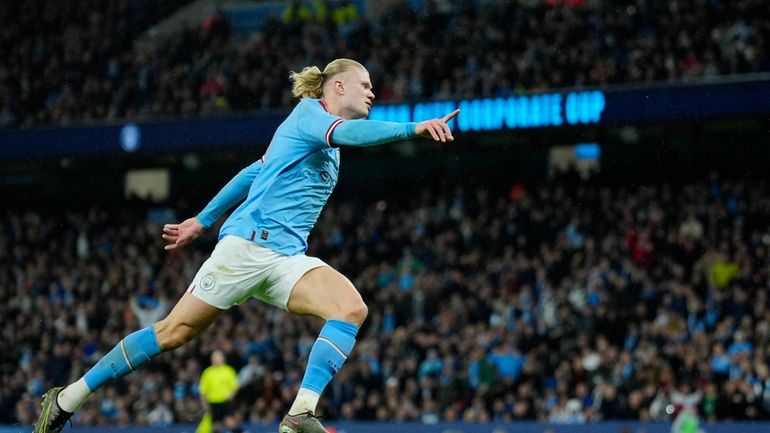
[441,109,460,122]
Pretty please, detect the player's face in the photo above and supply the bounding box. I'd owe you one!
[340,67,375,119]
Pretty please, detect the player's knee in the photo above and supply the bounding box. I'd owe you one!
[342,300,368,325]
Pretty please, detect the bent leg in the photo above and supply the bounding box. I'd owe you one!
[284,267,368,418]
[57,293,223,413]
[286,266,367,324]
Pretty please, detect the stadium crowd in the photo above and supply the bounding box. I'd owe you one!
[2,0,769,128]
[2,175,770,426]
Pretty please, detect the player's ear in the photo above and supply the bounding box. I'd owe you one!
[333,78,345,96]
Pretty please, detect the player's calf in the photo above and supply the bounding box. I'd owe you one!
[154,318,200,350]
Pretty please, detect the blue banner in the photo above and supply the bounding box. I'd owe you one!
[2,76,769,158]
[0,114,284,158]
[369,90,606,130]
[368,77,770,131]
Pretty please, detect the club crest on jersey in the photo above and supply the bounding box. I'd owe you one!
[200,274,217,291]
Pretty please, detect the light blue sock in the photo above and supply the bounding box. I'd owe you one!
[299,319,359,394]
[83,326,161,391]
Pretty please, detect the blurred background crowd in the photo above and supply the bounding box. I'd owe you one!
[2,0,770,429]
[1,0,769,128]
[3,175,770,425]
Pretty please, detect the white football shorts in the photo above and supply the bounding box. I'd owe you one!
[187,235,328,310]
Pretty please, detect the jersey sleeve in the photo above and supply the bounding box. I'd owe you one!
[296,99,345,148]
[197,159,263,228]
[331,119,418,147]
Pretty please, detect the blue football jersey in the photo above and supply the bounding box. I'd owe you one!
[219,98,343,255]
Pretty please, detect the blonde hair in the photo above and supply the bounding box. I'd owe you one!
[289,58,365,99]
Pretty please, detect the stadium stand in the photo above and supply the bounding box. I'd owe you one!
[0,0,192,128]
[1,0,769,128]
[2,0,770,430]
[2,177,770,425]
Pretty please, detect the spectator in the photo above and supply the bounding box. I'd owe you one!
[130,290,170,329]
[1,177,770,424]
[2,0,769,128]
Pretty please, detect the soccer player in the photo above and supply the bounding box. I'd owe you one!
[33,58,459,433]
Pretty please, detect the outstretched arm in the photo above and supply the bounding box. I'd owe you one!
[162,159,262,250]
[332,109,460,147]
[197,159,263,228]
